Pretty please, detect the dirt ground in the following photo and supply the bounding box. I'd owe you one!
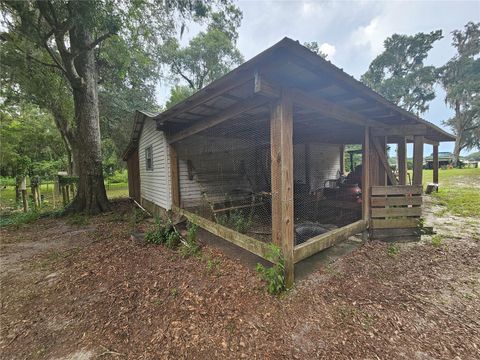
[1,198,479,359]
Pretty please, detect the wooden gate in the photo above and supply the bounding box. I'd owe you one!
[370,185,423,241]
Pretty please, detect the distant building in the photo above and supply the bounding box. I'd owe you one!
[424,152,455,169]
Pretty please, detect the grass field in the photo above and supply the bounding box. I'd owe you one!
[419,168,480,217]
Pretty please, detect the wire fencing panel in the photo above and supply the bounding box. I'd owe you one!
[293,141,363,245]
[174,113,273,243]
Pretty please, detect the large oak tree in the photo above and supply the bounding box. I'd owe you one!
[1,0,231,214]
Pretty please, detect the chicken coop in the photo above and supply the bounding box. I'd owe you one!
[124,38,455,286]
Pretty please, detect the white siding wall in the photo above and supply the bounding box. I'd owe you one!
[308,143,341,191]
[139,118,172,209]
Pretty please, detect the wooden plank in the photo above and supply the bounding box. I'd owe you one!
[371,124,427,137]
[372,136,398,185]
[169,144,180,207]
[339,144,345,175]
[371,218,420,229]
[290,88,384,127]
[371,196,422,207]
[413,135,424,186]
[173,206,271,261]
[433,144,439,184]
[280,93,294,288]
[371,207,422,218]
[294,220,366,263]
[397,137,407,185]
[254,72,281,98]
[168,96,268,143]
[362,127,370,223]
[270,101,282,247]
[371,185,423,196]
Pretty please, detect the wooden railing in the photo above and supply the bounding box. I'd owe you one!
[370,185,423,229]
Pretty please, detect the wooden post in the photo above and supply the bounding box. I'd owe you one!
[271,92,294,288]
[433,144,439,185]
[362,127,370,224]
[21,190,28,213]
[169,144,180,208]
[339,144,345,175]
[377,136,387,186]
[397,137,407,185]
[62,186,68,206]
[413,135,424,186]
[65,185,70,202]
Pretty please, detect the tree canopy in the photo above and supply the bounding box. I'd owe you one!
[361,30,443,115]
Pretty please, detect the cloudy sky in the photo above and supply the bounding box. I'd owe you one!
[159,0,480,155]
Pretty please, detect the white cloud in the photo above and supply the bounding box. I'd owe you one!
[351,17,385,55]
[319,42,336,59]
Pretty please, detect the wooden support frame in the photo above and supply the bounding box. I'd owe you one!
[169,144,180,207]
[254,74,384,127]
[270,91,294,288]
[433,144,439,184]
[371,136,398,185]
[397,137,407,185]
[371,124,426,137]
[173,206,272,261]
[294,220,366,263]
[362,127,370,223]
[168,96,268,144]
[413,135,424,186]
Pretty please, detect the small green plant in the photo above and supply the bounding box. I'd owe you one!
[180,221,200,258]
[165,230,181,249]
[256,244,286,295]
[145,216,168,245]
[430,234,443,247]
[206,258,221,274]
[170,288,178,297]
[387,244,400,257]
[215,209,252,234]
[0,210,40,228]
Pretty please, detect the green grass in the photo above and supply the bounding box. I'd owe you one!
[419,168,480,218]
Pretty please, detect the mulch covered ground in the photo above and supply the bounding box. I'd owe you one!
[1,199,479,359]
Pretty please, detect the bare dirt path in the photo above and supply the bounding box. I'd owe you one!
[1,199,479,359]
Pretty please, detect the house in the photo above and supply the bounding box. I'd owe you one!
[425,152,455,169]
[123,38,455,286]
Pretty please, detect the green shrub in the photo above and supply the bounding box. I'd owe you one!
[256,244,286,295]
[180,221,200,257]
[107,170,128,184]
[145,216,169,245]
[0,210,40,228]
[165,229,181,249]
[430,234,443,247]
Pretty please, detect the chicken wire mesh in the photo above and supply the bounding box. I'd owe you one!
[292,142,363,245]
[173,109,363,247]
[174,112,273,243]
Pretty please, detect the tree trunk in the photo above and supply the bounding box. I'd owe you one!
[67,10,109,214]
[453,136,462,167]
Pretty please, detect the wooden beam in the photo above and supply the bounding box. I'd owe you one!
[371,218,420,229]
[433,144,439,184]
[173,206,272,261]
[371,136,398,185]
[270,92,294,288]
[254,74,383,127]
[371,185,423,196]
[294,220,366,263]
[169,144,180,208]
[168,96,268,144]
[413,135,424,186]
[371,207,422,218]
[156,76,252,123]
[371,124,427,137]
[339,144,345,175]
[371,195,422,207]
[397,137,407,185]
[362,127,370,223]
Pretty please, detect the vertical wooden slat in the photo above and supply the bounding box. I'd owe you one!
[433,144,439,184]
[271,92,294,288]
[377,136,387,186]
[339,144,345,175]
[413,135,424,186]
[270,103,282,247]
[397,137,407,185]
[169,144,180,207]
[362,127,370,224]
